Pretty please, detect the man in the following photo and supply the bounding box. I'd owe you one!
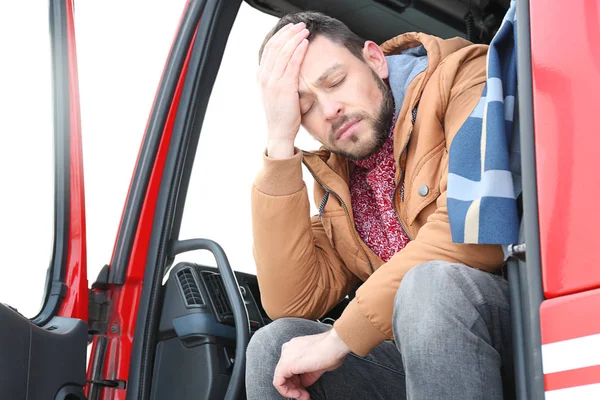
[247,11,514,400]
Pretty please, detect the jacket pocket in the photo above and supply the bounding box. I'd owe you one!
[406,142,446,226]
[325,214,371,282]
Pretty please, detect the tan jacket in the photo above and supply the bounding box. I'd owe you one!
[251,32,505,356]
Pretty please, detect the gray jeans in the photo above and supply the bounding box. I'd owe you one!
[245,261,514,399]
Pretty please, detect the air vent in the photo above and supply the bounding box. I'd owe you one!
[177,267,204,308]
[201,272,233,325]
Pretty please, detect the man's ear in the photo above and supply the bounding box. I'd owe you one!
[362,41,388,80]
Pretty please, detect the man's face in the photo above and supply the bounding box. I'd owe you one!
[298,35,394,161]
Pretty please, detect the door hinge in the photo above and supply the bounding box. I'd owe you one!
[89,265,113,336]
[88,289,110,335]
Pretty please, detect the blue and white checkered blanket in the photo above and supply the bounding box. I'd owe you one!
[447,0,521,245]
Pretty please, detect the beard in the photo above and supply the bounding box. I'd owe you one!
[327,70,395,161]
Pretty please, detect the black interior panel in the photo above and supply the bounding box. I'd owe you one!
[150,263,252,400]
[150,338,233,400]
[245,0,510,44]
[0,305,87,400]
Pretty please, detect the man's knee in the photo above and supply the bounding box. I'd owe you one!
[394,261,457,311]
[247,317,328,365]
[246,318,326,397]
[392,261,506,348]
[392,262,468,346]
[248,318,297,362]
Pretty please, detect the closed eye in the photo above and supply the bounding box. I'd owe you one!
[301,103,314,116]
[331,76,345,87]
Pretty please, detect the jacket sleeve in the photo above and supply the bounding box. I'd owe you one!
[333,46,505,357]
[251,149,359,321]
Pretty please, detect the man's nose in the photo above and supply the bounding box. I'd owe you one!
[321,97,343,120]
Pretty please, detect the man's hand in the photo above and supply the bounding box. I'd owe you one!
[273,328,351,400]
[257,22,310,159]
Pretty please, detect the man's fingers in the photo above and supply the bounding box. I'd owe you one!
[300,370,322,388]
[279,385,306,400]
[273,373,304,399]
[297,388,311,400]
[270,29,310,78]
[273,358,290,388]
[273,372,286,387]
[260,22,296,71]
[274,352,307,399]
[283,38,309,80]
[260,22,306,76]
[274,378,310,400]
[259,22,293,67]
[290,375,311,400]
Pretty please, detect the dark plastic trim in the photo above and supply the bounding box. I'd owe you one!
[243,0,301,19]
[87,336,109,399]
[0,308,88,400]
[170,239,250,399]
[32,0,71,326]
[515,0,545,398]
[126,1,243,399]
[126,1,233,398]
[508,258,528,399]
[108,1,198,285]
[91,264,110,290]
[55,385,86,400]
[172,305,237,340]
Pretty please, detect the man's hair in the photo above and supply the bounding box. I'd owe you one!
[258,11,365,64]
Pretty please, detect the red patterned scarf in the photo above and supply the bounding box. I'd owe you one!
[350,134,410,262]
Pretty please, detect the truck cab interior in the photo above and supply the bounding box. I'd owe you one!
[3,0,550,399]
[119,1,517,400]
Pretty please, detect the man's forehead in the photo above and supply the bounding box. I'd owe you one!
[300,38,351,79]
[306,36,352,63]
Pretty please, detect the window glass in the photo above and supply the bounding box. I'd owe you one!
[176,3,320,274]
[0,3,54,318]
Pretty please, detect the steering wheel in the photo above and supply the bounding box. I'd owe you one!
[171,238,250,400]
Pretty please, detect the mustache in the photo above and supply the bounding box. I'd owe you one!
[330,113,367,140]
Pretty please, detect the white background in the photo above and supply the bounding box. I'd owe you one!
[0,2,318,318]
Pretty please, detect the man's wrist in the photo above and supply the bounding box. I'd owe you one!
[327,327,351,357]
[267,138,295,159]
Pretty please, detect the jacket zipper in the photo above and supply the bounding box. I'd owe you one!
[391,105,419,241]
[318,191,330,220]
[303,162,375,273]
